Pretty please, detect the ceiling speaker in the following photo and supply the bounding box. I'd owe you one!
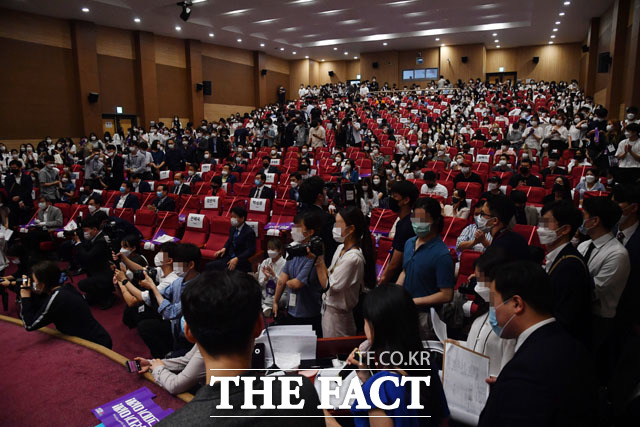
[203,80,212,96]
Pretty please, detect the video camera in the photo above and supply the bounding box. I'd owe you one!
[285,236,323,260]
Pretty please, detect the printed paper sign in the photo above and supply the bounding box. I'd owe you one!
[265,173,276,183]
[204,196,219,209]
[201,163,212,172]
[159,170,170,180]
[270,158,281,166]
[187,213,205,229]
[250,198,267,212]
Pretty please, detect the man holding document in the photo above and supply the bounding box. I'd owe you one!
[478,261,597,427]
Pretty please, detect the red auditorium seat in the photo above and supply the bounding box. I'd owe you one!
[201,195,222,218]
[134,209,156,240]
[515,185,547,205]
[54,203,71,224]
[177,194,201,217]
[181,213,209,247]
[202,216,231,259]
[270,199,297,227]
[222,197,247,217]
[455,182,483,200]
[512,224,543,248]
[113,208,134,223]
[456,250,483,288]
[153,211,180,240]
[247,198,271,223]
[370,208,397,235]
[234,183,252,197]
[441,217,468,248]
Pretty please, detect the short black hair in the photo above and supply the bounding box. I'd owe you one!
[230,206,247,219]
[486,193,516,226]
[612,183,640,213]
[474,246,509,281]
[414,197,444,232]
[493,260,553,315]
[582,196,622,230]
[181,270,262,356]
[294,210,323,236]
[43,154,55,163]
[390,181,420,206]
[82,215,101,230]
[626,122,640,134]
[172,243,202,265]
[298,176,325,205]
[9,160,22,168]
[255,172,266,181]
[510,190,527,205]
[159,241,177,258]
[88,195,102,205]
[123,181,133,190]
[423,170,437,181]
[31,260,62,292]
[121,234,141,249]
[541,200,583,236]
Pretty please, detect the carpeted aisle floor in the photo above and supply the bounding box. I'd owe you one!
[0,319,185,426]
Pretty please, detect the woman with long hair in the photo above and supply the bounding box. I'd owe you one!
[313,206,375,337]
[346,284,449,426]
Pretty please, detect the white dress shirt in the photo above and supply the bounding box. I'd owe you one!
[578,233,631,318]
[515,317,556,352]
[464,312,516,377]
[544,242,570,273]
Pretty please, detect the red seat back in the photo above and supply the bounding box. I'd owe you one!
[181,213,210,247]
[370,208,398,235]
[441,217,468,248]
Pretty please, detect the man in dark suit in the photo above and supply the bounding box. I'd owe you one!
[289,173,302,202]
[482,194,530,261]
[104,144,125,190]
[539,200,592,348]
[149,184,176,212]
[113,181,141,211]
[258,156,281,175]
[5,159,33,227]
[479,261,597,427]
[74,216,117,309]
[508,158,543,187]
[170,172,191,195]
[298,176,337,262]
[131,174,152,194]
[249,172,275,202]
[205,206,256,273]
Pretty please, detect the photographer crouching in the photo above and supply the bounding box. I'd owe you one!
[1,260,112,348]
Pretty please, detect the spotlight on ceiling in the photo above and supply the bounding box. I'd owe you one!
[178,2,192,22]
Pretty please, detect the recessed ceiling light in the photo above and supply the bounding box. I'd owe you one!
[333,47,338,50]
[260,43,265,47]
[305,55,309,58]
[134,17,141,23]
[383,42,388,46]
[549,41,554,44]
[354,56,358,59]
[175,26,182,31]
[344,51,348,55]
[553,28,558,32]
[237,38,242,42]
[255,18,277,24]
[322,59,325,61]
[559,12,565,16]
[225,9,250,15]
[339,19,359,25]
[387,0,417,6]
[496,45,501,48]
[435,37,440,41]
[292,51,297,54]
[405,12,426,17]
[492,33,497,36]
[280,47,285,51]
[564,1,570,5]
[556,21,561,25]
[291,0,314,4]
[191,0,208,3]
[319,9,345,15]
[81,7,90,13]
[494,39,499,42]
[551,35,556,39]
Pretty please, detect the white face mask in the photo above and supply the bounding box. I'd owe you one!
[574,118,581,124]
[38,202,47,210]
[474,281,491,302]
[291,227,305,243]
[499,159,507,166]
[585,175,596,184]
[173,262,188,278]
[154,252,165,267]
[230,217,239,227]
[461,167,470,174]
[537,226,560,246]
[488,183,498,191]
[548,161,557,168]
[373,178,381,185]
[87,205,96,213]
[267,250,279,259]
[119,248,132,257]
[83,231,92,240]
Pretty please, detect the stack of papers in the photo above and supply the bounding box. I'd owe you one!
[255,325,317,367]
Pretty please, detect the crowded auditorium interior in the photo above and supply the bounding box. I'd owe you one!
[1,0,640,426]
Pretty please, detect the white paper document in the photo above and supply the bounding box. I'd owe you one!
[255,325,317,366]
[431,307,448,343]
[443,340,490,426]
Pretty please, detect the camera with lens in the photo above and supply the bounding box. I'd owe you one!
[132,268,157,284]
[285,236,324,259]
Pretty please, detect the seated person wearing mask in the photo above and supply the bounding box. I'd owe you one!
[510,190,540,226]
[149,184,176,212]
[206,207,256,273]
[478,261,596,427]
[397,197,455,339]
[74,216,116,309]
[249,172,275,202]
[508,158,542,187]
[453,161,484,186]
[456,199,493,253]
[207,175,227,198]
[113,181,141,210]
[273,211,324,336]
[420,170,449,199]
[156,270,323,426]
[541,153,567,181]
[170,172,191,195]
[137,243,201,358]
[6,260,112,348]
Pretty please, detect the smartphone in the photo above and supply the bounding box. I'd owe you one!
[126,360,141,373]
[251,343,265,369]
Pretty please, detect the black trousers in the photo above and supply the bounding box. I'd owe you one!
[205,256,251,273]
[137,318,191,359]
[77,275,114,305]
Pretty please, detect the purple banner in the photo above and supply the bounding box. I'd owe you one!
[265,221,294,231]
[92,387,174,427]
[144,229,180,246]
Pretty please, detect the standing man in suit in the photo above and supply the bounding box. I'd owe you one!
[74,216,116,309]
[249,173,274,202]
[149,184,176,212]
[39,155,60,203]
[205,206,256,273]
[104,144,125,190]
[170,172,191,195]
[538,200,592,348]
[113,181,140,211]
[5,159,33,227]
[478,261,597,427]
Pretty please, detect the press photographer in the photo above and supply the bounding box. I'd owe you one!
[2,260,112,348]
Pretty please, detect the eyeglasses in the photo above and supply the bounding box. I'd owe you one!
[479,211,495,219]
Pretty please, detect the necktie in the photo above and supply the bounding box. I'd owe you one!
[583,242,597,263]
[256,187,262,199]
[617,231,625,243]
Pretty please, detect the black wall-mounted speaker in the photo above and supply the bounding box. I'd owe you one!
[261,69,267,76]
[461,56,468,63]
[196,83,203,92]
[328,71,335,77]
[532,56,539,64]
[88,92,99,103]
[582,44,589,53]
[372,61,379,69]
[203,80,212,96]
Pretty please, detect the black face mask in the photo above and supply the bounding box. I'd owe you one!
[388,197,400,213]
[552,183,564,193]
[520,166,529,175]
[452,197,460,204]
[11,169,20,175]
[263,162,270,168]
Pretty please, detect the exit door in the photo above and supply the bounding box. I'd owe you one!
[486,72,517,85]
[101,114,137,137]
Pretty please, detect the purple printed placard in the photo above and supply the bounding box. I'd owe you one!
[145,229,180,245]
[265,221,294,231]
[92,387,174,427]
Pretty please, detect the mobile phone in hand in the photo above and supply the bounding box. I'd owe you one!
[126,360,141,373]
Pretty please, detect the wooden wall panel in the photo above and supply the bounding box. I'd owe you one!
[204,103,257,121]
[97,54,137,115]
[347,60,361,80]
[317,61,347,85]
[154,35,186,68]
[595,5,614,94]
[156,64,190,119]
[0,8,71,49]
[0,37,81,138]
[266,71,290,104]
[201,43,254,66]
[96,26,135,60]
[290,59,310,89]
[486,43,582,82]
[440,44,486,83]
[359,51,399,86]
[265,54,290,74]
[202,56,255,107]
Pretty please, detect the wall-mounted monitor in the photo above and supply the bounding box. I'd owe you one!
[425,68,438,79]
[402,68,439,80]
[402,70,415,80]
